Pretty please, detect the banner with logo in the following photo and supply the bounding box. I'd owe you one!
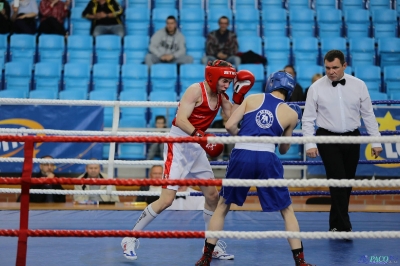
[307,108,400,177]
[0,105,103,174]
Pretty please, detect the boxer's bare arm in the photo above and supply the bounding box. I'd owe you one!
[175,83,202,135]
[225,98,247,136]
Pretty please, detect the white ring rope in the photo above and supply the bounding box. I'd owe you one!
[205,231,400,240]
[0,98,179,107]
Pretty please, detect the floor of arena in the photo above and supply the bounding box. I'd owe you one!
[0,210,399,266]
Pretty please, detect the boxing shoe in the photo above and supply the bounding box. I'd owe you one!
[202,240,234,260]
[294,252,315,266]
[121,237,140,260]
[196,240,215,266]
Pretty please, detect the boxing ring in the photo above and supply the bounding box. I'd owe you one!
[0,99,400,266]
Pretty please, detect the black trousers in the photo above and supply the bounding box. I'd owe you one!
[38,17,66,36]
[316,127,360,231]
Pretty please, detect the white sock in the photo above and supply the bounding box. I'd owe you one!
[132,204,158,231]
[203,209,214,231]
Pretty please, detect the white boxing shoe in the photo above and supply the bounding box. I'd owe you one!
[203,240,234,260]
[121,237,140,260]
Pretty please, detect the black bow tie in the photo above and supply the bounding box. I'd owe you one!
[332,79,346,87]
[175,196,186,200]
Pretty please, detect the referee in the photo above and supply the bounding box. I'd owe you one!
[302,50,383,234]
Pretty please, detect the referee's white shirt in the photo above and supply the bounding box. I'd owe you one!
[302,73,382,150]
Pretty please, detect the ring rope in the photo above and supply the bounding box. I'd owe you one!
[1,177,400,187]
[0,135,399,144]
[1,189,399,197]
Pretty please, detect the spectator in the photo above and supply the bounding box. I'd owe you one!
[135,165,163,205]
[284,65,304,102]
[82,0,124,37]
[202,16,240,69]
[10,0,38,34]
[147,115,166,160]
[304,73,323,100]
[17,155,65,203]
[0,0,12,34]
[145,15,193,67]
[73,162,120,203]
[210,110,234,161]
[38,0,70,36]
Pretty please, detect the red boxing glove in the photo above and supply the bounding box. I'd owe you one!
[201,134,224,158]
[232,70,255,105]
[191,129,205,137]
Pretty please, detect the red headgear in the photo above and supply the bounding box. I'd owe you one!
[205,60,236,93]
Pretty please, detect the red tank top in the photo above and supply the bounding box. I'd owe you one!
[172,82,221,132]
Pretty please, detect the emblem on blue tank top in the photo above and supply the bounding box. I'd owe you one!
[255,109,274,129]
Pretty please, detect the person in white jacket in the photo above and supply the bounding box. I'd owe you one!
[145,15,193,67]
[74,163,120,203]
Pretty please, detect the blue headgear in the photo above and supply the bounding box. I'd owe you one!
[265,71,296,101]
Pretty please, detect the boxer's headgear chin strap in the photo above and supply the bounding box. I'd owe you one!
[205,60,236,93]
[265,71,296,101]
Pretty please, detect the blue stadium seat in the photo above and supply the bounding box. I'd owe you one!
[371,9,398,39]
[378,37,400,68]
[0,34,7,70]
[180,8,205,36]
[341,0,365,11]
[367,0,391,13]
[4,62,32,94]
[70,7,91,35]
[206,8,233,33]
[152,8,179,33]
[0,90,27,98]
[389,92,400,105]
[354,65,382,91]
[89,90,118,127]
[119,89,147,102]
[34,62,62,92]
[238,36,262,55]
[264,36,291,66]
[92,63,120,92]
[233,0,258,9]
[59,89,88,100]
[185,36,205,64]
[206,0,230,9]
[292,37,319,65]
[397,1,400,17]
[154,0,177,8]
[180,0,204,9]
[9,34,36,64]
[123,35,149,64]
[289,8,316,37]
[296,64,324,89]
[121,63,149,92]
[234,8,260,37]
[150,64,178,93]
[261,0,284,9]
[349,37,375,66]
[287,0,310,9]
[29,90,58,99]
[316,9,343,37]
[267,64,287,76]
[344,9,371,38]
[125,7,151,36]
[66,35,93,64]
[238,64,265,93]
[38,34,65,64]
[118,143,147,159]
[383,66,400,94]
[345,66,353,75]
[73,0,88,7]
[313,0,337,10]
[262,8,288,37]
[120,107,148,126]
[179,64,204,94]
[119,116,148,128]
[95,35,121,64]
[368,91,388,100]
[63,62,91,92]
[149,90,177,101]
[102,143,112,159]
[275,144,303,160]
[126,0,150,8]
[320,37,347,63]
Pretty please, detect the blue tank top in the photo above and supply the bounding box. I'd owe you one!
[238,93,285,137]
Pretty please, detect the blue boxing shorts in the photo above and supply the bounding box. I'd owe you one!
[220,148,292,212]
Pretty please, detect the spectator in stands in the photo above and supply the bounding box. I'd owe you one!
[304,73,323,100]
[284,65,304,102]
[136,165,163,205]
[210,109,234,161]
[38,0,70,36]
[145,15,193,67]
[147,115,166,160]
[0,0,12,34]
[82,0,124,37]
[73,162,120,203]
[202,16,240,69]
[10,0,38,34]
[17,155,65,203]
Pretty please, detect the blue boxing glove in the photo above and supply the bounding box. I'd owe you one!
[288,103,302,128]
